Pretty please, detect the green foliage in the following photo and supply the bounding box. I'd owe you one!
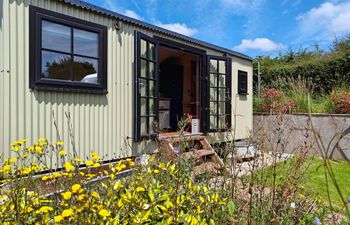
[254,35,350,95]
[259,157,350,210]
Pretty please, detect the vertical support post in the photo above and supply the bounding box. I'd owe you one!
[257,58,261,102]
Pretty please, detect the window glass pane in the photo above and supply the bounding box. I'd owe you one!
[219,60,226,74]
[210,116,217,129]
[141,98,147,116]
[210,102,217,114]
[149,62,155,79]
[219,75,225,87]
[218,88,226,101]
[149,99,155,115]
[149,80,155,97]
[41,50,71,80]
[218,102,225,114]
[73,56,98,83]
[74,28,98,58]
[141,40,147,58]
[149,43,155,60]
[42,20,71,52]
[149,117,156,134]
[210,59,217,73]
[140,78,147,96]
[141,59,147,77]
[219,116,227,129]
[141,117,147,136]
[210,88,217,101]
[210,73,217,87]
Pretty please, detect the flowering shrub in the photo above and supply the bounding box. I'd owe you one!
[331,91,350,114]
[261,88,297,113]
[0,139,228,224]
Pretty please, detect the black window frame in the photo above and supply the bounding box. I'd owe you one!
[29,6,108,94]
[206,55,232,132]
[134,31,159,141]
[238,70,248,95]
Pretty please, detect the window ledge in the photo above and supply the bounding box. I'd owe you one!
[30,83,108,95]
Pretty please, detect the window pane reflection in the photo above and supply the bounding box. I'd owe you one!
[73,56,98,83]
[41,50,71,80]
[42,20,71,52]
[74,28,98,57]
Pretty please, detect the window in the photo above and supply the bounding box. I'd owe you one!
[207,56,232,131]
[238,70,248,95]
[29,6,107,93]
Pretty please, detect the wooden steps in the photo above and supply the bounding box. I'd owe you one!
[158,135,227,179]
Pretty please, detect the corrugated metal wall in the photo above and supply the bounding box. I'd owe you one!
[0,0,252,163]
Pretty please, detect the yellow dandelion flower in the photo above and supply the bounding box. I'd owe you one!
[22,167,32,175]
[71,184,81,193]
[3,165,11,172]
[61,191,72,200]
[19,139,29,143]
[27,146,34,152]
[91,152,100,161]
[11,146,20,152]
[154,169,160,174]
[74,158,82,163]
[92,162,100,168]
[38,138,46,142]
[36,206,53,214]
[9,158,17,164]
[61,209,73,217]
[54,215,64,222]
[98,209,111,218]
[77,194,85,201]
[64,162,75,171]
[59,150,67,156]
[91,191,99,198]
[85,160,94,167]
[35,146,43,154]
[56,141,64,146]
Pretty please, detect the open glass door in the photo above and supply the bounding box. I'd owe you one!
[206,55,232,132]
[134,32,159,141]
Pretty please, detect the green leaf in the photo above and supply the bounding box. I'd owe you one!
[227,200,235,216]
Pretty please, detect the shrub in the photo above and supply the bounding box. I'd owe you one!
[261,88,297,113]
[0,139,229,224]
[331,91,350,114]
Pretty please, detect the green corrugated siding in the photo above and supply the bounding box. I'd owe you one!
[0,0,253,164]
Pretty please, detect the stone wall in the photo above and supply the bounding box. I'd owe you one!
[253,113,350,160]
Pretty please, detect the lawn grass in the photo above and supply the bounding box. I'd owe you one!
[304,157,350,210]
[259,157,350,210]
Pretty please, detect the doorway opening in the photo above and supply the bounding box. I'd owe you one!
[158,46,201,136]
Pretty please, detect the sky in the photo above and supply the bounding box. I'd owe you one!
[86,0,350,58]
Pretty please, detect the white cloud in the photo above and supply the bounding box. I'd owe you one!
[221,0,246,7]
[124,10,143,21]
[104,0,118,11]
[297,1,350,41]
[233,38,286,52]
[156,23,198,36]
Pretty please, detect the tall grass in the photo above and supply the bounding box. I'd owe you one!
[254,78,348,113]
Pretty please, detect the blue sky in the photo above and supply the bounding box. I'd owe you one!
[86,0,350,58]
